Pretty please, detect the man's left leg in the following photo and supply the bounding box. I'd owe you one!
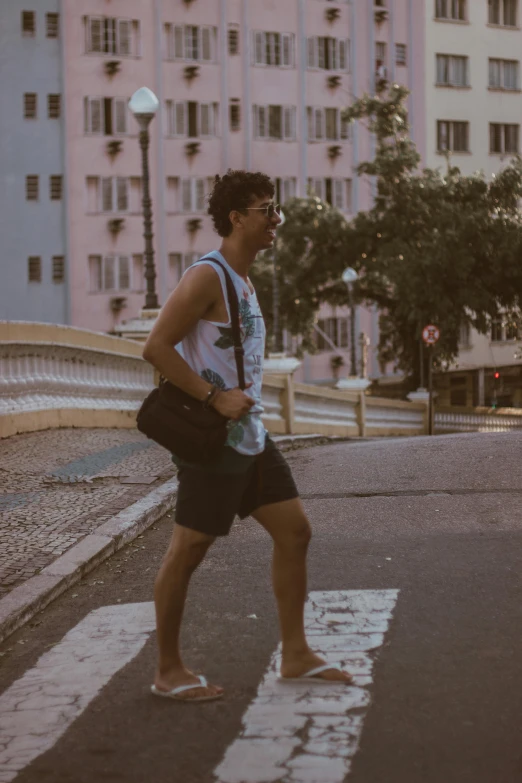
[252,497,352,682]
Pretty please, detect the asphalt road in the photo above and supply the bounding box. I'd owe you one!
[1,431,522,783]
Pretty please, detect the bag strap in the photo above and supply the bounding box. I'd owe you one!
[199,256,246,391]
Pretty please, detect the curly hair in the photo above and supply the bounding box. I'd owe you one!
[207,169,275,237]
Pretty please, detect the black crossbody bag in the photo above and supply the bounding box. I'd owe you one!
[136,258,245,463]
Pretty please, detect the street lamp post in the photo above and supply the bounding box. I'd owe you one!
[342,267,358,377]
[271,209,286,354]
[129,87,160,310]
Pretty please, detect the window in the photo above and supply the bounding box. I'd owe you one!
[28,257,41,282]
[84,97,128,135]
[89,255,132,292]
[165,101,218,138]
[168,252,199,288]
[489,123,520,153]
[315,318,350,350]
[21,11,35,36]
[164,24,217,62]
[26,175,39,200]
[489,58,519,89]
[24,93,37,119]
[85,16,141,56]
[253,31,294,66]
[48,94,61,118]
[435,0,467,20]
[489,0,518,25]
[395,44,407,66]
[228,24,239,55]
[458,322,471,348]
[86,176,141,213]
[52,256,65,282]
[253,105,296,140]
[49,176,62,200]
[181,178,209,212]
[307,107,350,141]
[307,178,352,211]
[491,318,503,341]
[437,120,469,151]
[46,12,59,38]
[230,100,241,131]
[436,54,469,86]
[274,177,297,205]
[307,37,349,71]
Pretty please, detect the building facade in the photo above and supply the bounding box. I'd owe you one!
[1,0,520,400]
[0,1,68,323]
[424,0,522,406]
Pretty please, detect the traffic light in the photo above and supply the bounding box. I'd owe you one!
[494,371,500,380]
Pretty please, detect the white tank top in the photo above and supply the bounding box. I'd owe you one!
[176,251,267,456]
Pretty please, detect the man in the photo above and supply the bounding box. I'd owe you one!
[143,170,351,702]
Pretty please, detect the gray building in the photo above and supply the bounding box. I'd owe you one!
[0,1,68,323]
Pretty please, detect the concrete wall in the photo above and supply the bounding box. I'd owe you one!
[0,0,67,323]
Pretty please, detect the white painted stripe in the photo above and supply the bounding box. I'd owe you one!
[214,589,399,783]
[0,602,155,783]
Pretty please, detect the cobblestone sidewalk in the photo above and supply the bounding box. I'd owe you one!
[0,429,175,598]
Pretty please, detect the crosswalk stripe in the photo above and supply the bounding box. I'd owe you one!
[0,602,155,783]
[214,589,399,783]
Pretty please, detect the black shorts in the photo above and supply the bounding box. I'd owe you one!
[174,437,299,537]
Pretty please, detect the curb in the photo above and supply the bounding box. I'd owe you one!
[0,476,178,645]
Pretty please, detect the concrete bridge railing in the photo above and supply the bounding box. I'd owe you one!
[3,322,519,440]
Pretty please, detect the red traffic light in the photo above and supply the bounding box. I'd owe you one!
[494,371,500,380]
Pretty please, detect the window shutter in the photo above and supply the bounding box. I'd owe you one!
[333,179,344,209]
[318,38,325,70]
[116,178,128,211]
[117,19,132,55]
[196,179,205,211]
[329,39,338,71]
[118,256,130,290]
[307,37,316,68]
[182,179,192,212]
[254,31,264,65]
[91,98,102,133]
[282,33,292,66]
[200,104,210,136]
[88,17,103,52]
[201,27,212,61]
[104,257,116,290]
[102,178,113,212]
[114,99,127,134]
[174,25,184,58]
[283,106,294,140]
[307,107,314,141]
[315,108,324,140]
[175,102,186,136]
[89,256,102,292]
[339,39,348,71]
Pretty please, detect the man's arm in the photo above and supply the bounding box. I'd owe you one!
[142,265,254,420]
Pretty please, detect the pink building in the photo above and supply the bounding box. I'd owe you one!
[59,0,425,382]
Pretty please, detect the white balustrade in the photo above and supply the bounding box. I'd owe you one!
[365,402,424,434]
[0,342,154,422]
[294,390,359,429]
[435,410,522,433]
[260,383,285,427]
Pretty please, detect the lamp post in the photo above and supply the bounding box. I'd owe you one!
[342,267,358,377]
[271,208,285,354]
[128,87,160,310]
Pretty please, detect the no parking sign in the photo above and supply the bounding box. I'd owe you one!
[422,324,440,345]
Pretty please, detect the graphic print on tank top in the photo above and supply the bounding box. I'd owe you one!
[176,251,266,456]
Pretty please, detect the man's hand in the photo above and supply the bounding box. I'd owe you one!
[212,383,255,420]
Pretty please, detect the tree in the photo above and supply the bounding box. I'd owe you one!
[337,83,522,386]
[250,197,351,355]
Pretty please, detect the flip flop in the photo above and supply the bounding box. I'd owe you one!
[150,675,224,703]
[278,663,352,684]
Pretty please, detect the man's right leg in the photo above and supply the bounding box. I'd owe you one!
[153,523,223,699]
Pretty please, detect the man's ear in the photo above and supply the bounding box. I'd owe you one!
[229,209,244,230]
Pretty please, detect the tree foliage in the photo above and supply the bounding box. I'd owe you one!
[252,82,522,382]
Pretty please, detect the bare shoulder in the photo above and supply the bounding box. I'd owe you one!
[144,261,222,348]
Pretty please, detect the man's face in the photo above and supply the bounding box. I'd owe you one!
[235,194,282,250]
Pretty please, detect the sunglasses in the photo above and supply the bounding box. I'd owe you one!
[241,203,281,218]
